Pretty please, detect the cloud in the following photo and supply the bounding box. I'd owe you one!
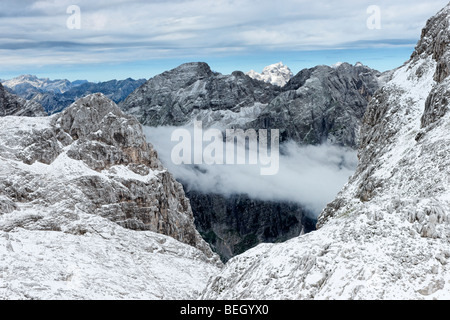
[0,0,448,73]
[144,126,358,216]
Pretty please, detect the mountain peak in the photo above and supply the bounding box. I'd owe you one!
[246,62,293,87]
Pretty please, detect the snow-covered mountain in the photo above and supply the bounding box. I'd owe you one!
[0,82,46,117]
[2,75,75,95]
[246,62,294,87]
[0,93,221,299]
[202,4,450,300]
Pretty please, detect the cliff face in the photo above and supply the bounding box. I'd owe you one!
[247,63,383,148]
[186,189,316,262]
[0,93,221,299]
[0,83,46,117]
[120,62,280,128]
[202,4,450,300]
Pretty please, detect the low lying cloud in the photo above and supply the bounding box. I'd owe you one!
[144,126,358,216]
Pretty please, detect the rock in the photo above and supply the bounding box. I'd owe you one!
[0,83,46,117]
[202,3,450,300]
[0,93,219,262]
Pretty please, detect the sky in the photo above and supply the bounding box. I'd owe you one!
[0,0,448,82]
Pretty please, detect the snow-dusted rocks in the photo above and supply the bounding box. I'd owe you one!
[246,62,293,87]
[248,62,382,148]
[202,4,450,300]
[0,93,221,299]
[0,83,46,117]
[120,62,280,128]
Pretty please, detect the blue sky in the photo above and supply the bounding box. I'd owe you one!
[0,0,448,82]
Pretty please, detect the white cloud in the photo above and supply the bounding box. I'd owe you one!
[144,126,358,215]
[0,0,448,71]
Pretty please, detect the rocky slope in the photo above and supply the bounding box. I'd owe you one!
[247,62,383,148]
[202,4,450,300]
[120,62,280,128]
[0,83,46,117]
[246,62,293,87]
[0,93,221,299]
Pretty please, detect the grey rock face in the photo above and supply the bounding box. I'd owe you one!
[0,83,46,117]
[185,189,316,261]
[0,93,218,261]
[247,63,382,148]
[120,62,280,127]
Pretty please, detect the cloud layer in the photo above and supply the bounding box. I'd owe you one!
[0,0,448,74]
[144,126,358,216]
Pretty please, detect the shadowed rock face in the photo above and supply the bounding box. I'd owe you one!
[185,189,317,262]
[0,83,46,117]
[0,93,219,262]
[202,4,450,300]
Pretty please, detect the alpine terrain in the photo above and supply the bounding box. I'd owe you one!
[202,4,450,299]
[0,93,221,299]
[121,60,383,260]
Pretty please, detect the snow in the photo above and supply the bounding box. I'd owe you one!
[201,34,450,300]
[246,62,293,87]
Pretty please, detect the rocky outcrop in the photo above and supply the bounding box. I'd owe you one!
[0,83,46,117]
[120,62,280,128]
[202,4,450,300]
[247,63,383,148]
[0,93,218,262]
[186,189,316,261]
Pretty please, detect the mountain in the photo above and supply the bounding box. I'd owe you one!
[246,62,294,87]
[186,190,316,262]
[0,93,221,299]
[120,62,280,128]
[2,74,74,95]
[120,61,382,261]
[247,62,384,148]
[2,76,146,115]
[202,4,450,300]
[0,82,46,117]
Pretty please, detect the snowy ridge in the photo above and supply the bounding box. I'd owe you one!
[202,4,450,300]
[0,94,221,299]
[246,62,294,87]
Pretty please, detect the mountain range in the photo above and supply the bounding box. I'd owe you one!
[1,2,450,299]
[1,76,145,115]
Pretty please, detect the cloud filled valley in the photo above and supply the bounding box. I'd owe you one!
[144,125,358,216]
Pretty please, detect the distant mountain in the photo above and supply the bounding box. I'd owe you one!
[2,75,74,96]
[203,3,450,300]
[246,62,294,87]
[2,76,146,115]
[0,82,46,117]
[120,62,280,128]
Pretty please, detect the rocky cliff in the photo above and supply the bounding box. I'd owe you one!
[120,62,280,128]
[248,62,383,148]
[202,4,450,300]
[0,83,46,117]
[0,93,221,299]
